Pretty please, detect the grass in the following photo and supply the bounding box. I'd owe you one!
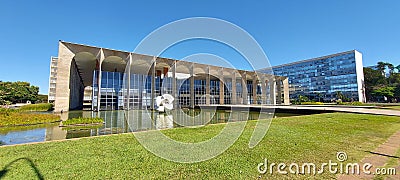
[0,109,60,127]
[293,101,370,106]
[375,147,400,180]
[298,102,325,105]
[0,113,399,179]
[0,123,59,134]
[61,125,103,131]
[366,104,400,111]
[383,105,400,110]
[62,117,104,126]
[19,103,53,112]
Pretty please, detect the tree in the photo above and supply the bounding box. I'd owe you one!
[335,91,345,100]
[395,64,400,73]
[364,61,400,103]
[0,89,10,105]
[388,73,400,85]
[372,87,395,102]
[0,81,39,104]
[395,84,400,101]
[363,67,387,102]
[298,95,309,103]
[377,61,387,75]
[37,94,48,103]
[316,92,323,102]
[387,63,395,75]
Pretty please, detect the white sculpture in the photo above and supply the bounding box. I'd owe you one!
[155,94,174,112]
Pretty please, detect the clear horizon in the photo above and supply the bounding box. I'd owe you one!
[0,0,399,94]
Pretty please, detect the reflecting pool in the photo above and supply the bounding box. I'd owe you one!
[0,110,301,146]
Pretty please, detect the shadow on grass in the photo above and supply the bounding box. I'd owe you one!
[365,151,400,159]
[0,157,43,180]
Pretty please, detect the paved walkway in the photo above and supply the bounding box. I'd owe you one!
[205,105,400,116]
[337,130,400,179]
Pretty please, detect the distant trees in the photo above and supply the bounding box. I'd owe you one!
[36,94,48,103]
[335,91,345,101]
[364,61,400,102]
[0,81,39,105]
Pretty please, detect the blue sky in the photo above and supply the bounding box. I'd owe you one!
[0,0,399,94]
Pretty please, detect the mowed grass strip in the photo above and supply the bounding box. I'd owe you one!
[0,113,399,179]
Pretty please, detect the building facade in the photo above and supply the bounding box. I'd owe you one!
[51,41,289,112]
[48,56,58,103]
[261,50,365,102]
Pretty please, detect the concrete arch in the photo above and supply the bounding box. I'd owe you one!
[101,56,126,72]
[73,52,98,86]
[130,55,153,75]
[68,52,99,110]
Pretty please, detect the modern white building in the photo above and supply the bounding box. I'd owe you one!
[50,41,290,112]
[261,50,366,102]
[48,56,58,103]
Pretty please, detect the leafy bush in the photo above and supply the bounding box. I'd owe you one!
[63,117,104,125]
[19,103,53,111]
[349,101,363,106]
[0,108,60,127]
[337,101,364,106]
[336,99,343,105]
[301,102,324,105]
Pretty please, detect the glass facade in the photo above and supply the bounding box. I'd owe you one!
[265,50,365,102]
[52,42,291,111]
[90,63,290,110]
[92,70,125,110]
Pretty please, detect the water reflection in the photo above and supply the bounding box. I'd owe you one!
[0,109,297,146]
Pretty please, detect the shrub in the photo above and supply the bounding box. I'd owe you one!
[0,108,60,127]
[336,101,364,106]
[63,117,104,126]
[336,99,343,105]
[349,101,363,106]
[300,102,325,105]
[19,103,53,112]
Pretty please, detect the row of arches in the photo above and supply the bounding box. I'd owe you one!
[68,50,288,111]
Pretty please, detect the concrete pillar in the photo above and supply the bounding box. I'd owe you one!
[150,58,156,110]
[231,75,236,105]
[126,54,132,110]
[172,61,177,108]
[252,76,258,105]
[242,73,248,105]
[276,78,282,104]
[190,63,195,108]
[54,42,75,112]
[219,78,224,105]
[97,49,105,112]
[261,78,267,104]
[283,77,290,105]
[205,67,210,105]
[269,80,276,105]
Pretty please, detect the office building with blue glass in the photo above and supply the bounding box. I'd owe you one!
[261,50,366,102]
[51,41,289,112]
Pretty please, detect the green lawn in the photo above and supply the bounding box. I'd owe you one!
[0,113,399,179]
[384,105,400,110]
